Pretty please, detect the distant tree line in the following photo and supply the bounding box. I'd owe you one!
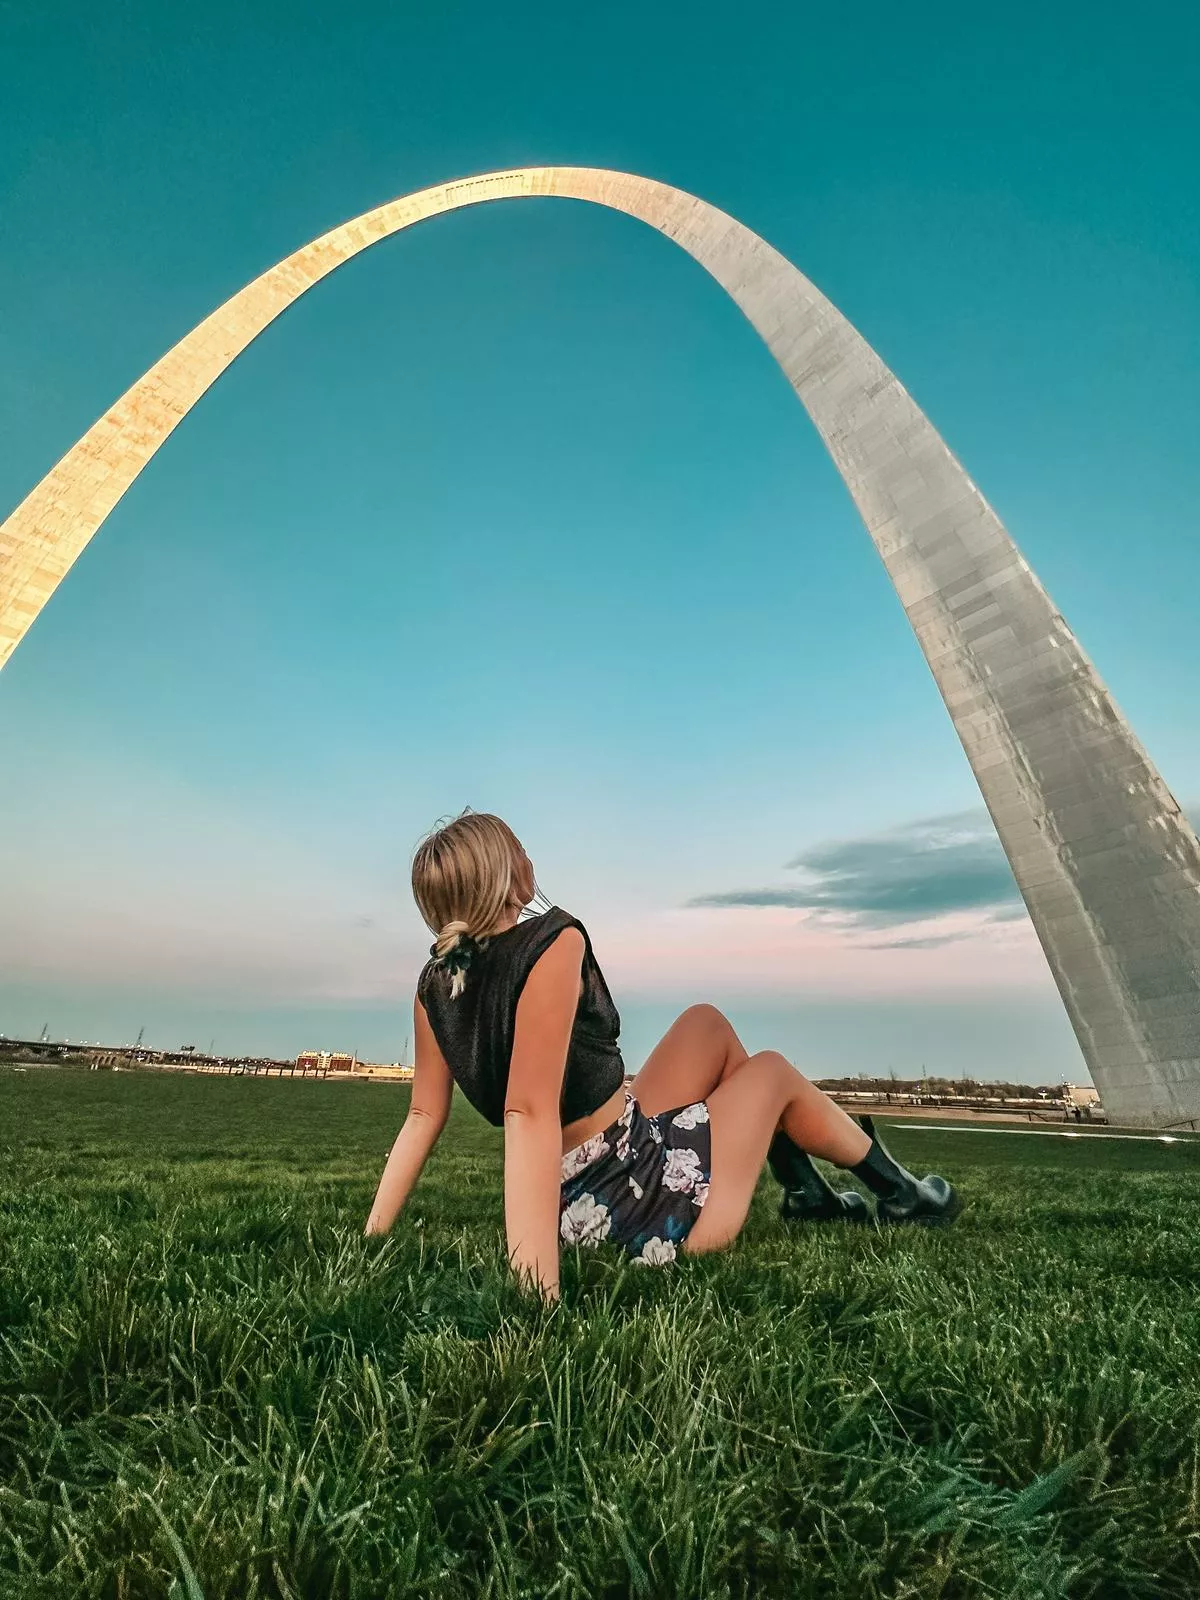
[815,1075,1065,1099]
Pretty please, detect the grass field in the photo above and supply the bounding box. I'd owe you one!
[2,1067,1199,1599]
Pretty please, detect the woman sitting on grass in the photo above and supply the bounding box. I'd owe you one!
[365,811,958,1299]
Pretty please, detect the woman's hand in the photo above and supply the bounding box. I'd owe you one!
[363,999,453,1235]
[502,927,585,1301]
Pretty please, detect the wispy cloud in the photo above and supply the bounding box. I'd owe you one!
[688,809,1022,931]
[686,801,1200,952]
[858,931,969,950]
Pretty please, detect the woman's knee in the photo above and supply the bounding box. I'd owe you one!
[743,1050,804,1104]
[750,1048,815,1089]
[684,1004,751,1077]
[747,1048,792,1076]
[679,1002,731,1035]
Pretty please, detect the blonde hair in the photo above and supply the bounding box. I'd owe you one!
[412,810,527,998]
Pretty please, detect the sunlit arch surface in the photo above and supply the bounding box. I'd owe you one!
[3,165,1199,1126]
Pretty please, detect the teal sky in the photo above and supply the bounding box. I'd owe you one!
[1,0,1197,1080]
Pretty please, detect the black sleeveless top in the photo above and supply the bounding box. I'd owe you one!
[416,907,626,1127]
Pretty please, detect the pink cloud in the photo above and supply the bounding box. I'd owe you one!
[591,905,1053,998]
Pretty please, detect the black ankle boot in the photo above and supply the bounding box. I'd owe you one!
[850,1116,960,1225]
[768,1132,870,1223]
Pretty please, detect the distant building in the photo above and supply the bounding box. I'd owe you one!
[357,1061,414,1080]
[1064,1083,1101,1107]
[294,1050,412,1079]
[296,1050,361,1073]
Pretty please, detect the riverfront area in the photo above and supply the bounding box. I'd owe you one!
[1,1035,1105,1121]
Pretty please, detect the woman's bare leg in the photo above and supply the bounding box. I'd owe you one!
[683,1051,872,1255]
[631,1004,753,1116]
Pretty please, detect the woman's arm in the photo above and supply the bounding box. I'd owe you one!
[364,997,454,1236]
[503,927,585,1302]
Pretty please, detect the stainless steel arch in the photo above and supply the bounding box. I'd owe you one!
[2,165,1198,1125]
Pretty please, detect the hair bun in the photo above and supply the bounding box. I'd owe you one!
[434,919,472,960]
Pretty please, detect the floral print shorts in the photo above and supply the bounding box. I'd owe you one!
[559,1089,712,1266]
